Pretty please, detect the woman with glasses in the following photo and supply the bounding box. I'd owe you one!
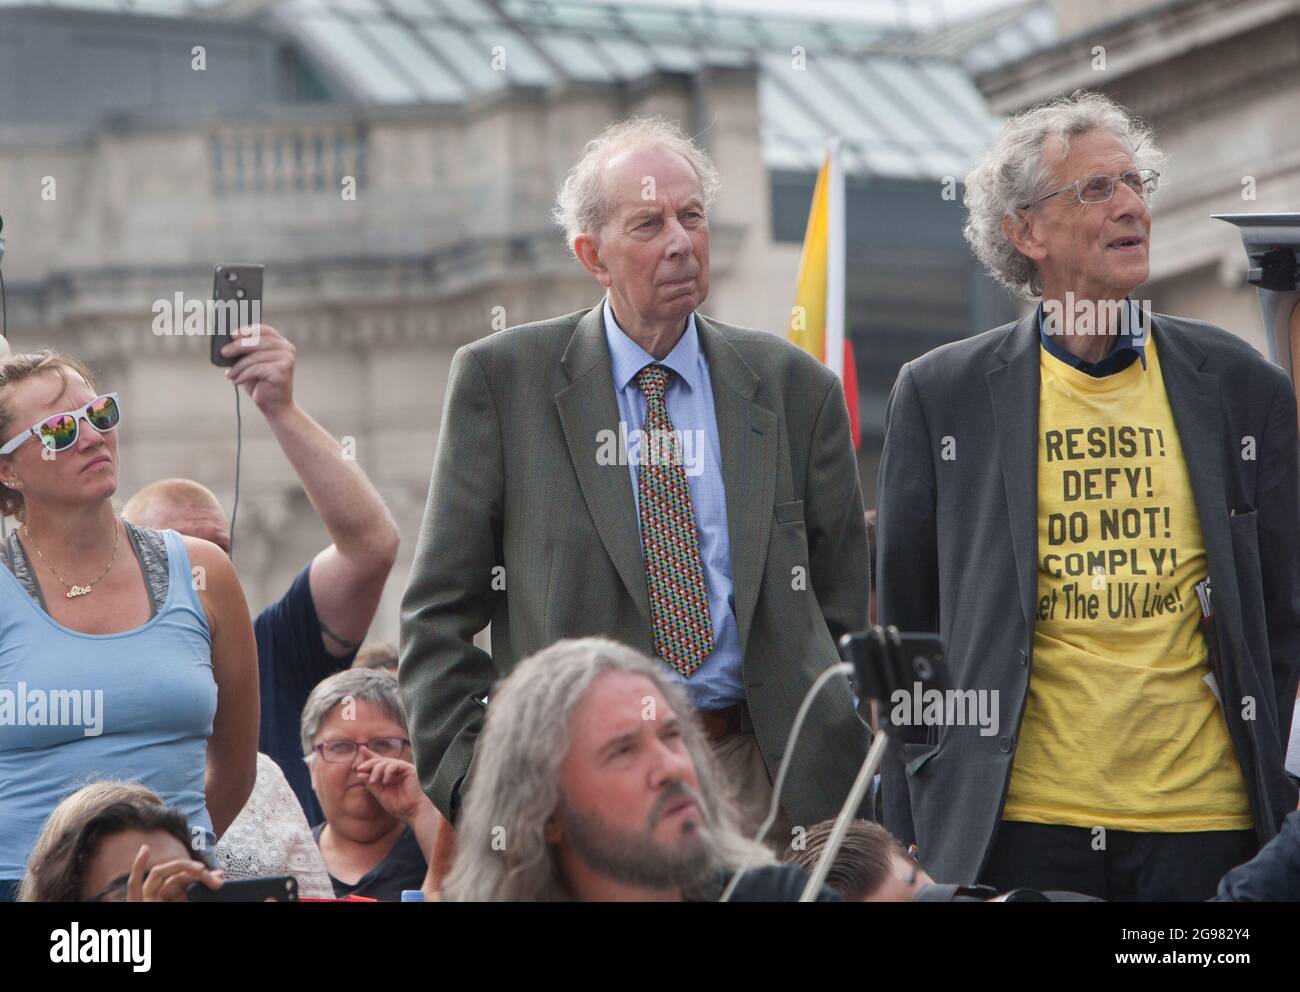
[0,350,258,901]
[300,667,444,900]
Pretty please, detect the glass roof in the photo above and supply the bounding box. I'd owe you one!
[427,0,497,20]
[0,0,228,11]
[378,0,443,21]
[0,0,1044,179]
[263,0,1013,178]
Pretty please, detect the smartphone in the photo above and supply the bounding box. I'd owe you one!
[838,627,947,704]
[187,875,298,902]
[211,263,264,367]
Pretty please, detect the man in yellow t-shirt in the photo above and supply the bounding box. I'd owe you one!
[1005,313,1254,834]
[877,93,1300,900]
[980,300,1259,896]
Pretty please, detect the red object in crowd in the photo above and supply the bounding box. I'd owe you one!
[843,338,861,450]
[299,894,380,902]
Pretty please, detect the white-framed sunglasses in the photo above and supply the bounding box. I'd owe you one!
[0,392,122,456]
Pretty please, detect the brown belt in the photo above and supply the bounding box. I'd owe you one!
[697,701,753,744]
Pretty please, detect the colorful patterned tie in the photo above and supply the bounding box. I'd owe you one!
[635,364,714,677]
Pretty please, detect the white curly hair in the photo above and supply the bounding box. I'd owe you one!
[552,115,722,255]
[963,90,1167,300]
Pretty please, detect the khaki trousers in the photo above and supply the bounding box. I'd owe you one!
[709,729,796,853]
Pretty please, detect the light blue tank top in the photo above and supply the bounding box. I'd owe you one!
[0,527,216,879]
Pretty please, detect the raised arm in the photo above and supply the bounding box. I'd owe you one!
[223,325,400,657]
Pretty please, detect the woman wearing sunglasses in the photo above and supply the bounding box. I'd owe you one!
[0,350,258,901]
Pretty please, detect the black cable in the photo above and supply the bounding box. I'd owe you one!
[230,382,241,559]
[719,660,855,902]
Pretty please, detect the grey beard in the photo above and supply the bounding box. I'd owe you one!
[561,788,718,893]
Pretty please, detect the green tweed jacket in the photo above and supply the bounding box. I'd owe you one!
[398,303,871,828]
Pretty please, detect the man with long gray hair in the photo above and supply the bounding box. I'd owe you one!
[877,90,1300,900]
[442,637,838,901]
[401,115,870,844]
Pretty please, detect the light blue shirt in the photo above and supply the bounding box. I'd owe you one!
[0,528,217,879]
[602,299,745,711]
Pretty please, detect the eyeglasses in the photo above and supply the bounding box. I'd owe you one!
[1022,169,1159,209]
[312,737,410,763]
[0,393,122,456]
[85,875,130,903]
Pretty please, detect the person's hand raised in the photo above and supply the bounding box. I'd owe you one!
[355,752,434,826]
[125,843,225,902]
[221,323,297,418]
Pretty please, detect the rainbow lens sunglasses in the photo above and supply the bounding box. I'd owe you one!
[0,393,122,456]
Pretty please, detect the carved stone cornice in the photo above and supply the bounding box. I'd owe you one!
[978,0,1300,119]
[5,223,748,363]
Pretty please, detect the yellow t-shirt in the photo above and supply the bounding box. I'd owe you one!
[1003,330,1253,832]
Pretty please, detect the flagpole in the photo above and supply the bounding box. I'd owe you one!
[825,137,845,381]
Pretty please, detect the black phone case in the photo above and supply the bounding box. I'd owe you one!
[211,264,264,367]
[187,875,298,902]
[839,627,947,705]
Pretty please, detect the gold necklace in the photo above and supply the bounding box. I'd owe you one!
[23,521,121,599]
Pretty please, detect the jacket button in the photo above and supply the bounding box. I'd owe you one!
[1019,649,1027,666]
[998,737,1013,753]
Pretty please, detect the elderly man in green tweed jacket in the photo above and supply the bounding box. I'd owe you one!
[399,117,870,844]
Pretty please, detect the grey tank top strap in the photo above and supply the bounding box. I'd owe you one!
[126,521,170,615]
[0,525,44,610]
[0,518,170,617]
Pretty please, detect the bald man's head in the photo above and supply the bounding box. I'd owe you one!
[121,479,231,555]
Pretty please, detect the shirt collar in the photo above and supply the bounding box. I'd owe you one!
[603,298,700,392]
[1037,297,1149,373]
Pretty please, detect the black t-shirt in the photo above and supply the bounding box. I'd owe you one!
[695,864,842,902]
[311,823,428,901]
[256,564,358,826]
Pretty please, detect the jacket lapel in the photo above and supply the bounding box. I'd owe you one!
[554,305,652,630]
[987,312,1041,628]
[553,307,777,655]
[696,315,776,655]
[1151,316,1231,607]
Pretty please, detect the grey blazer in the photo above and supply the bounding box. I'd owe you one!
[399,304,871,828]
[877,311,1300,885]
